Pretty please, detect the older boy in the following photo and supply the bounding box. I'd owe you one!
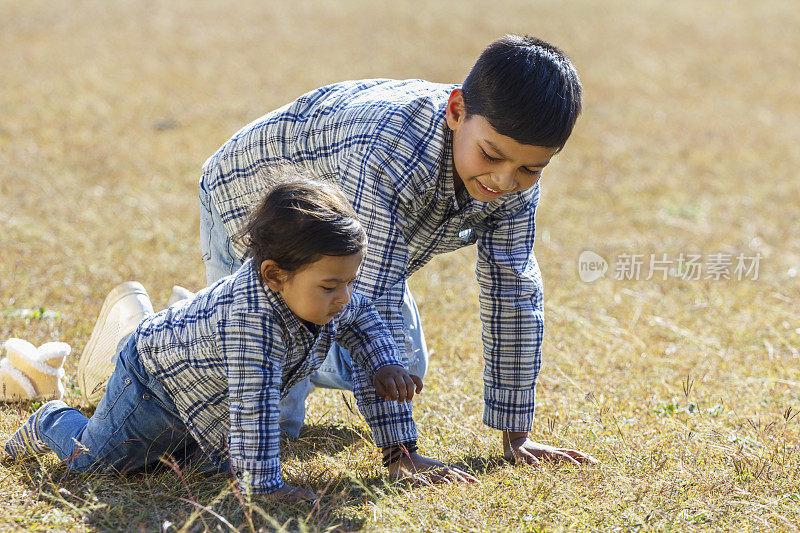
[199,35,591,465]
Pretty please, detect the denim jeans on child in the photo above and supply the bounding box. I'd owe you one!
[34,334,226,475]
[199,185,429,437]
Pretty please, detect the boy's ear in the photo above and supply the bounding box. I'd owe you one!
[260,260,287,291]
[445,89,466,130]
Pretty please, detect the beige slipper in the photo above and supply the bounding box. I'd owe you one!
[77,282,153,407]
[0,339,70,402]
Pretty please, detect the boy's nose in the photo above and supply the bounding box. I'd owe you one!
[490,171,517,192]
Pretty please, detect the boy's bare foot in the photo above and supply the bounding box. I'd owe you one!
[388,451,479,485]
[266,484,318,505]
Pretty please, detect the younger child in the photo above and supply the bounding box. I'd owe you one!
[5,173,475,502]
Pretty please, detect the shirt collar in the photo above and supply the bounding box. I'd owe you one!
[435,125,456,202]
[436,125,476,211]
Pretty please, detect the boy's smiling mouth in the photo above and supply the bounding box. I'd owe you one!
[476,179,508,196]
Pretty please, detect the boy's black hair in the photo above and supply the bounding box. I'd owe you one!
[462,34,582,149]
[238,167,366,280]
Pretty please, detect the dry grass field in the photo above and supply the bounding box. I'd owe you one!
[2,0,800,530]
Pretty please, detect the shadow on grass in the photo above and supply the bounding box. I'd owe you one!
[1,423,402,532]
[457,454,510,476]
[282,423,368,461]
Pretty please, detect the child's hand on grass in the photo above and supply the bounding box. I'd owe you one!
[387,451,479,485]
[503,431,598,465]
[265,484,318,505]
[374,364,423,403]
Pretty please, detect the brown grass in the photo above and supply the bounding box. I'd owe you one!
[1,0,799,530]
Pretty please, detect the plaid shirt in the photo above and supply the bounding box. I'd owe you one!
[202,79,545,432]
[136,260,415,494]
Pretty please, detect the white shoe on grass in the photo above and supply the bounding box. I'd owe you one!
[77,282,153,407]
[166,285,195,307]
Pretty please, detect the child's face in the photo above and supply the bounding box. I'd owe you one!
[445,90,559,203]
[263,252,363,326]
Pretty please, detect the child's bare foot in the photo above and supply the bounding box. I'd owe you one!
[266,484,318,505]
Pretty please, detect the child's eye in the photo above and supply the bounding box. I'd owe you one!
[522,168,542,175]
[321,286,336,292]
[480,148,501,162]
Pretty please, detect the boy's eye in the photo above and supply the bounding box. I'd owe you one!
[321,286,336,292]
[480,148,501,162]
[522,168,542,175]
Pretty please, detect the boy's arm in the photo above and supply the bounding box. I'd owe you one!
[337,295,480,484]
[474,184,544,433]
[335,293,418,448]
[476,185,597,465]
[337,146,411,363]
[223,313,286,494]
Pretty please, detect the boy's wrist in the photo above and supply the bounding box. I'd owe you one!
[381,440,418,467]
[502,430,529,449]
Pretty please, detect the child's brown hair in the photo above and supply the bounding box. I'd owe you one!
[238,168,366,280]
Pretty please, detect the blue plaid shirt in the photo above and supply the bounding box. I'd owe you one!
[202,79,545,432]
[135,260,414,494]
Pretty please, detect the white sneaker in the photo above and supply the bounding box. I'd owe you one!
[166,285,195,307]
[77,282,153,406]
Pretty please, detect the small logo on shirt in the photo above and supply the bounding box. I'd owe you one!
[578,250,608,283]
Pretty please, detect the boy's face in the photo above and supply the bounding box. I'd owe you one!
[446,90,559,202]
[262,252,363,326]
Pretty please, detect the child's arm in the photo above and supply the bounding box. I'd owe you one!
[474,185,543,433]
[223,313,316,500]
[334,292,417,445]
[475,185,596,463]
[336,294,478,484]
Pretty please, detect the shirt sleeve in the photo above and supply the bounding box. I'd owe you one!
[336,292,418,447]
[474,183,544,432]
[336,292,404,381]
[335,146,417,448]
[337,145,410,359]
[223,312,285,494]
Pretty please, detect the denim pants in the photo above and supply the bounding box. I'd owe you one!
[35,335,225,475]
[199,184,429,437]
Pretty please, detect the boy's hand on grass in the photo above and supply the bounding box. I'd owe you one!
[266,484,318,505]
[374,364,423,403]
[503,431,598,466]
[388,451,479,485]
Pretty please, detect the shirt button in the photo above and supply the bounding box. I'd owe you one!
[142,393,151,401]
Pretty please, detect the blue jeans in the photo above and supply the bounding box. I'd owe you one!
[35,335,226,475]
[199,184,429,437]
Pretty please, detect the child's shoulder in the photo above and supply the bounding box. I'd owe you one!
[295,78,458,125]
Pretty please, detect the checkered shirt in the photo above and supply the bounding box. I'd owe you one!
[201,79,545,432]
[135,259,414,494]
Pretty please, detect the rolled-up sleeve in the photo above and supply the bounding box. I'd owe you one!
[475,184,544,432]
[336,293,417,448]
